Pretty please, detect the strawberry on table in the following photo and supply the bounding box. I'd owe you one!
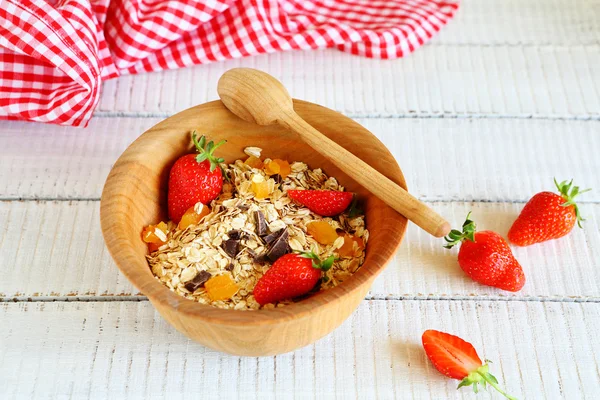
[422,330,517,399]
[287,190,353,216]
[253,252,334,305]
[444,213,525,292]
[508,179,591,246]
[168,132,226,223]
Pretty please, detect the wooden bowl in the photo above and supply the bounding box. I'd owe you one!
[100,99,407,356]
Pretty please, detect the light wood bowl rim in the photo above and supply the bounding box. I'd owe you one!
[101,99,407,326]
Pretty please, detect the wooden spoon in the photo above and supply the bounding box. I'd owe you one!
[217,68,451,238]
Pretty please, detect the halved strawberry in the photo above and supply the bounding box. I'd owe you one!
[422,330,516,399]
[287,190,353,216]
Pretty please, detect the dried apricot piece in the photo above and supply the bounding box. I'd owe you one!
[142,221,168,244]
[264,159,281,175]
[147,242,161,253]
[204,274,239,301]
[337,234,365,258]
[273,159,291,178]
[178,203,210,230]
[245,156,264,169]
[251,174,270,199]
[307,221,338,245]
[142,221,169,251]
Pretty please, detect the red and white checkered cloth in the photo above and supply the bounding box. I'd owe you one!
[0,0,459,127]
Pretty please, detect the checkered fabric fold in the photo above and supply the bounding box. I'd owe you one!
[0,0,459,126]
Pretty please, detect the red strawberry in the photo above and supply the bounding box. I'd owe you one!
[444,213,525,292]
[508,179,591,246]
[422,330,516,399]
[168,133,226,223]
[253,252,334,305]
[287,190,353,216]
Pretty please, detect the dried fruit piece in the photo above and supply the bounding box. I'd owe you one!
[337,234,365,258]
[178,203,210,230]
[307,221,338,245]
[264,159,281,175]
[251,174,270,199]
[142,221,169,250]
[273,159,291,178]
[264,159,291,178]
[245,156,264,169]
[204,274,239,301]
[147,242,161,253]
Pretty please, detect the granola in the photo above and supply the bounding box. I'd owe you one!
[146,147,368,310]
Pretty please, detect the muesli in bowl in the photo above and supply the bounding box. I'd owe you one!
[143,132,368,310]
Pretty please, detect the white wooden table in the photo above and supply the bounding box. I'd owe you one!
[2,1,599,398]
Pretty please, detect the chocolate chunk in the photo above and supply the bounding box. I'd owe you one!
[262,229,284,245]
[222,239,241,258]
[255,210,267,236]
[272,174,283,185]
[225,263,234,271]
[184,270,212,293]
[247,248,267,263]
[266,229,290,262]
[227,230,242,240]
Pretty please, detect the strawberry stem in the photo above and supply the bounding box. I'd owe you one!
[476,369,517,400]
[554,178,591,228]
[458,364,517,400]
[298,251,335,271]
[443,212,477,249]
[191,131,227,173]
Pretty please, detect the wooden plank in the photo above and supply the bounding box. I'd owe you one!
[97,0,600,116]
[1,201,599,300]
[433,0,600,46]
[1,300,598,399]
[1,117,599,201]
[0,117,160,200]
[96,44,600,118]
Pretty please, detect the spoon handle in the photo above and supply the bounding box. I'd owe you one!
[279,110,451,238]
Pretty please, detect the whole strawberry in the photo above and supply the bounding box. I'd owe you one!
[287,190,353,216]
[422,330,517,399]
[444,213,525,292]
[508,179,591,246]
[168,132,226,223]
[253,252,334,305]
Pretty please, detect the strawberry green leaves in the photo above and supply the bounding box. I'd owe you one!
[298,251,335,271]
[443,212,477,249]
[457,363,517,400]
[554,178,591,228]
[192,131,226,173]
